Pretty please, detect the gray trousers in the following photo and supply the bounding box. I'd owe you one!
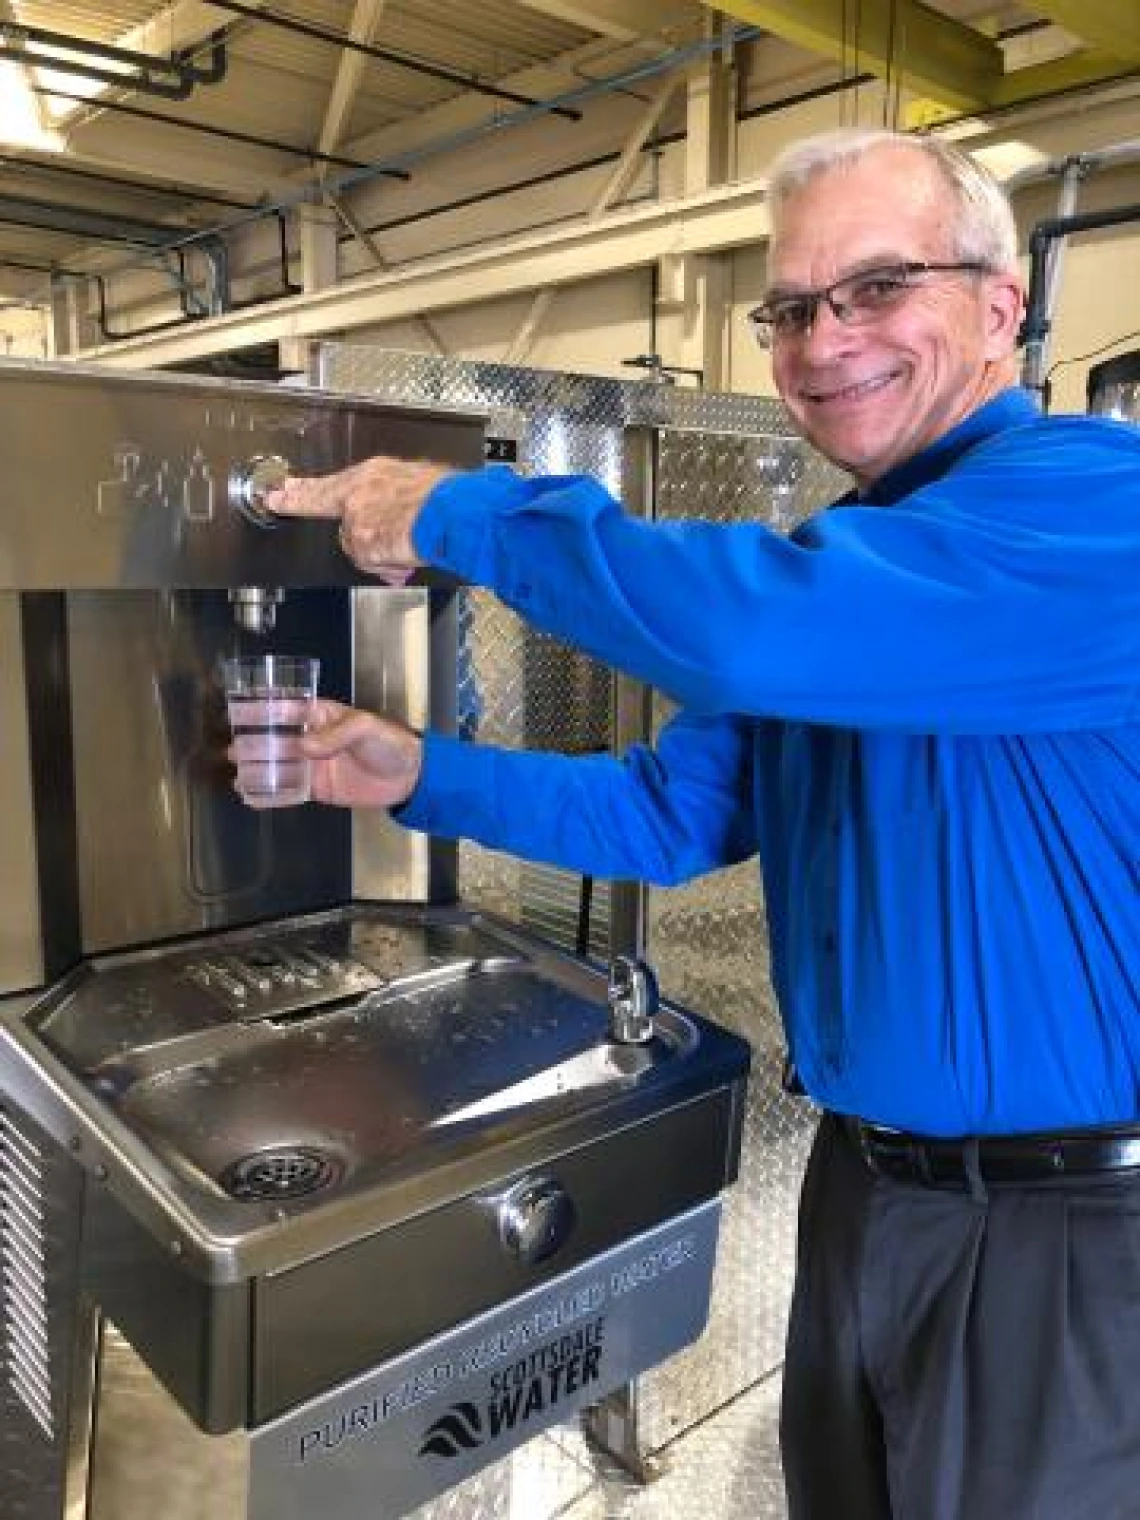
[780,1113,1140,1520]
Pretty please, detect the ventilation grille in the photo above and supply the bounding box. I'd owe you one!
[0,1110,54,1438]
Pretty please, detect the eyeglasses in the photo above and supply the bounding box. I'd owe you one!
[747,260,992,347]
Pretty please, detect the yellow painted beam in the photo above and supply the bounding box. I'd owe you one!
[1020,2,1140,64]
[700,0,1003,112]
[988,48,1138,109]
[907,50,1137,128]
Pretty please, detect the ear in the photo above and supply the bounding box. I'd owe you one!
[982,270,1025,360]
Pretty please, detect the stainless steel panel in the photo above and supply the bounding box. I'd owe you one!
[3,905,747,1307]
[67,591,352,954]
[0,358,484,590]
[247,1202,721,1520]
[0,596,44,991]
[350,587,446,904]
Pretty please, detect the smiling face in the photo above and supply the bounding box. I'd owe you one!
[767,145,1024,486]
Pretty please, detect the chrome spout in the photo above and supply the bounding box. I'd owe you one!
[228,586,283,635]
[607,956,658,1045]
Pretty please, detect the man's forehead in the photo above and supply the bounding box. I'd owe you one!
[773,148,949,229]
[768,152,952,276]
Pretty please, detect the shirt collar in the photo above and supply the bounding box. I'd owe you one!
[856,387,1041,507]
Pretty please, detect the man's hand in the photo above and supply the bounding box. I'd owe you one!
[300,701,424,810]
[265,456,456,580]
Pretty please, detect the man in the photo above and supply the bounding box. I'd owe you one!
[257,130,1139,1519]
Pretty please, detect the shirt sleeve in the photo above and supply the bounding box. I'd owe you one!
[394,708,758,885]
[413,425,1140,734]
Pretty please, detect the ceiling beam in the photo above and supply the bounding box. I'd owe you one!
[319,0,389,157]
[1016,2,1140,64]
[908,46,1139,126]
[699,0,1003,113]
[508,0,697,44]
[986,47,1140,110]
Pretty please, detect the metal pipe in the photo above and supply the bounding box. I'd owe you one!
[0,191,182,245]
[204,0,583,121]
[1019,159,1084,397]
[0,42,196,100]
[90,221,309,339]
[91,272,203,341]
[1021,202,1140,405]
[0,23,227,101]
[0,19,212,84]
[1005,139,1140,195]
[31,85,409,176]
[352,139,683,238]
[173,29,228,86]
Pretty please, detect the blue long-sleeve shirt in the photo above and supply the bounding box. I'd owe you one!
[399,388,1139,1136]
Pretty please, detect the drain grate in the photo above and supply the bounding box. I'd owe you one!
[219,1147,344,1201]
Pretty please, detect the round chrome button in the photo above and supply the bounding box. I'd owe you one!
[228,453,290,527]
[498,1176,576,1265]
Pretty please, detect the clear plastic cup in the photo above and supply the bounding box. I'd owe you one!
[223,655,320,807]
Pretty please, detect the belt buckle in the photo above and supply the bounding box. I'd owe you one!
[852,1120,883,1176]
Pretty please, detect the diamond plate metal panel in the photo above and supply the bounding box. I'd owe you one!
[634,428,840,1446]
[406,1452,515,1520]
[639,868,816,1446]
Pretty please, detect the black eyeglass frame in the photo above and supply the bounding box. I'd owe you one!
[747,260,993,347]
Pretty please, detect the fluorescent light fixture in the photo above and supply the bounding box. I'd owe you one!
[0,62,66,152]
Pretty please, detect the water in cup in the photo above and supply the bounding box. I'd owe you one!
[223,655,319,807]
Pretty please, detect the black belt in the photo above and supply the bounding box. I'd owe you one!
[840,1115,1140,1187]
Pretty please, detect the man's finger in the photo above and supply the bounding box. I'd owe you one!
[264,471,356,519]
[301,709,380,756]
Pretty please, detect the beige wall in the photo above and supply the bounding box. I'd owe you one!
[352,267,653,378]
[0,306,47,358]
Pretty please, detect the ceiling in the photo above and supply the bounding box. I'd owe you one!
[0,0,1136,322]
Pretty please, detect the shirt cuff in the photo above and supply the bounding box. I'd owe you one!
[391,729,483,835]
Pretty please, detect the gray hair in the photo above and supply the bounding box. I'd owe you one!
[767,128,1019,271]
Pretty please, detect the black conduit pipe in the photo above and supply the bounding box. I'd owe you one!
[32,85,408,175]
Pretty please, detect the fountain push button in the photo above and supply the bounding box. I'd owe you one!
[497,1175,576,1266]
[228,452,291,527]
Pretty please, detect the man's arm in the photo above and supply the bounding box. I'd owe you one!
[410,428,1138,733]
[270,423,1139,734]
[395,708,759,887]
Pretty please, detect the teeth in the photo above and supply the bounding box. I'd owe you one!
[812,374,894,403]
